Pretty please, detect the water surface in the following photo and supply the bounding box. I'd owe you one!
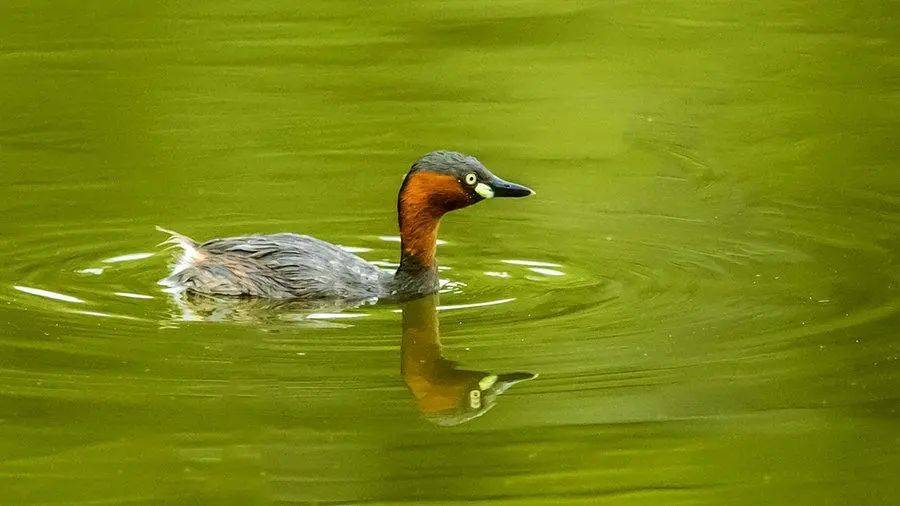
[1,2,897,504]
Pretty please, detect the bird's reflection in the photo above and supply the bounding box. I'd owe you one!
[166,291,536,425]
[401,294,536,426]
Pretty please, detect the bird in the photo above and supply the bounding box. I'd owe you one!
[158,150,533,303]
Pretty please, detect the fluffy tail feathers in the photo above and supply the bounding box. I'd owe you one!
[155,226,203,284]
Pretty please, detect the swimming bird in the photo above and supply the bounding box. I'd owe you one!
[158,151,533,302]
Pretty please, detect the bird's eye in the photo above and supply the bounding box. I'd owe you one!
[464,173,477,186]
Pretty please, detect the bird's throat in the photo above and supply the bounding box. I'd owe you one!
[400,205,441,269]
[395,201,442,296]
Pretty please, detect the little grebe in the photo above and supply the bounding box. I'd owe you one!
[158,151,533,301]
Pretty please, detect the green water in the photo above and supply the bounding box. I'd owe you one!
[1,2,897,504]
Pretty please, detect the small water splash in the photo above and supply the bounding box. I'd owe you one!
[390,298,517,313]
[528,267,565,276]
[437,298,515,311]
[71,309,139,320]
[501,259,563,268]
[102,252,154,263]
[76,267,105,275]
[114,292,155,300]
[13,285,85,304]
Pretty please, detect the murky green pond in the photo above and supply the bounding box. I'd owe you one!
[1,2,897,504]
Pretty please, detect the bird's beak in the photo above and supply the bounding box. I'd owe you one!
[474,175,534,199]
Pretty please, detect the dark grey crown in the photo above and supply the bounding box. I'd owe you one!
[410,150,488,178]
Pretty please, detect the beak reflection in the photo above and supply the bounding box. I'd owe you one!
[400,294,537,426]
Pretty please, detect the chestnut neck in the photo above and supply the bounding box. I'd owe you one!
[392,170,472,298]
[394,197,443,298]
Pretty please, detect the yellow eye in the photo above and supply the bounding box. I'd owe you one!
[465,173,477,186]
